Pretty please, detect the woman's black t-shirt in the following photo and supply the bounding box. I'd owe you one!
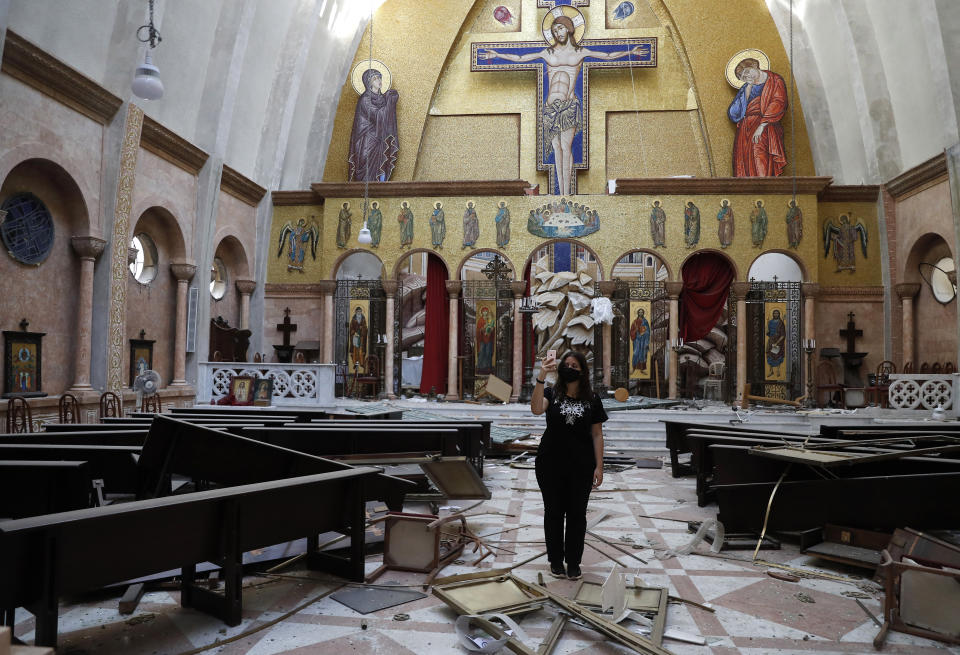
[537,386,609,468]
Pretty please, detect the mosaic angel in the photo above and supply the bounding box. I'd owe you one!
[277,218,319,272]
[823,214,867,272]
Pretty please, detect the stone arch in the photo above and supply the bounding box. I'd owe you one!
[457,248,516,280]
[679,248,739,282]
[0,148,95,235]
[903,232,953,286]
[609,248,672,281]
[212,232,251,279]
[131,205,187,263]
[746,249,809,282]
[392,248,450,279]
[522,239,604,281]
[331,248,385,279]
[0,157,90,236]
[132,194,192,258]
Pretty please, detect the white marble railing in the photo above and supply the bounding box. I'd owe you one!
[197,362,336,406]
[887,373,953,410]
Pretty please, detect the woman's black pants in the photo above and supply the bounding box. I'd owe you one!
[535,458,593,568]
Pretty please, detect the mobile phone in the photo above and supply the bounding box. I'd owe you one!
[546,349,557,362]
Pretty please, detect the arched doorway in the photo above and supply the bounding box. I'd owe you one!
[678,252,736,400]
[334,251,385,397]
[460,251,515,399]
[610,250,669,394]
[904,233,956,370]
[744,252,803,400]
[396,251,449,395]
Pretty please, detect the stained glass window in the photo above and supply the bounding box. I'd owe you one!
[0,192,55,265]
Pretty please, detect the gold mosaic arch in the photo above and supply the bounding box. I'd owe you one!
[522,238,605,279]
[745,248,810,282]
[609,248,672,280]
[330,248,386,279]
[679,248,740,281]
[457,248,516,279]
[391,248,452,279]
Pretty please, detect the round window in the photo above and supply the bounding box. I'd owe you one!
[1,192,55,265]
[210,257,227,300]
[129,233,158,284]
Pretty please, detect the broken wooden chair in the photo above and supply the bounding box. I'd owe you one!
[366,511,469,586]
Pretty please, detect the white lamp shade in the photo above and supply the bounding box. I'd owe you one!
[358,223,372,244]
[132,51,164,100]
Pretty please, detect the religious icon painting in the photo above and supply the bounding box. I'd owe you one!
[3,329,45,398]
[277,217,319,272]
[253,378,274,407]
[649,199,666,248]
[717,199,734,248]
[628,301,652,380]
[764,302,787,382]
[398,201,415,249]
[474,299,497,377]
[128,338,155,387]
[230,375,256,405]
[348,299,370,374]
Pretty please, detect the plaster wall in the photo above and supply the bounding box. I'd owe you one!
[261,292,323,362]
[211,189,257,329]
[126,208,179,389]
[0,75,102,234]
[815,295,885,380]
[0,163,84,395]
[895,179,955,280]
[130,148,198,260]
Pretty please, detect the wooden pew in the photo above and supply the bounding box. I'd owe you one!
[0,461,92,519]
[138,416,413,511]
[168,406,330,421]
[0,467,382,647]
[4,429,148,445]
[0,444,141,495]
[241,424,484,474]
[715,471,960,534]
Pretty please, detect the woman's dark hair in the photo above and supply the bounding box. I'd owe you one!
[553,350,592,401]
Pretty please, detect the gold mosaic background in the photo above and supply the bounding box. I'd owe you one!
[817,201,881,286]
[322,0,816,191]
[269,193,823,284]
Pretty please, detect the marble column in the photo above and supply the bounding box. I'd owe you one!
[732,282,750,403]
[382,280,398,399]
[69,236,106,393]
[445,281,462,400]
[665,281,684,399]
[170,262,197,386]
[319,280,337,363]
[895,283,921,370]
[510,280,527,402]
[235,279,256,330]
[597,281,617,388]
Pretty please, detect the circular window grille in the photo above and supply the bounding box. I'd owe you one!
[0,192,55,265]
[210,257,227,300]
[129,233,158,284]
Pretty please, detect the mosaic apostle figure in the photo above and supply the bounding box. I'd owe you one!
[367,201,383,248]
[727,58,787,177]
[750,200,768,248]
[480,15,648,196]
[717,199,734,248]
[398,201,414,249]
[766,308,786,377]
[336,202,351,249]
[430,202,446,249]
[348,68,399,182]
[649,200,666,247]
[495,201,511,247]
[629,307,651,374]
[785,200,803,248]
[462,201,480,249]
[684,201,701,248]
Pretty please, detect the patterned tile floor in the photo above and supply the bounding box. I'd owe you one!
[13,462,960,655]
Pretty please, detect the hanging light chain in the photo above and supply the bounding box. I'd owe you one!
[137,0,162,49]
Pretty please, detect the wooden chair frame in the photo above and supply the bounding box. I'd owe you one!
[5,397,33,433]
[99,391,122,421]
[58,393,80,424]
[365,511,467,587]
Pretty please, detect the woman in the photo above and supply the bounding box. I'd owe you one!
[531,350,607,580]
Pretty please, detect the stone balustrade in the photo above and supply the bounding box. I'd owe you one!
[197,362,336,406]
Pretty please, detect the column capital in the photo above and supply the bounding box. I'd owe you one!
[894,282,921,299]
[596,280,617,297]
[510,280,527,298]
[170,262,197,281]
[801,282,821,298]
[665,281,684,299]
[71,235,106,260]
[235,279,256,295]
[318,279,337,295]
[382,279,399,297]
[445,280,462,298]
[731,281,751,297]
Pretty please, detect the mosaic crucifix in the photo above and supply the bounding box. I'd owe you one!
[471,0,656,195]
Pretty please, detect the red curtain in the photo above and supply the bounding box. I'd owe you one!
[419,255,448,394]
[679,253,735,342]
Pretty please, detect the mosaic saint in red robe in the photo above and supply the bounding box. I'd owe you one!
[727,59,787,177]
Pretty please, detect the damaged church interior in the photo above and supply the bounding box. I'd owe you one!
[3,0,960,652]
